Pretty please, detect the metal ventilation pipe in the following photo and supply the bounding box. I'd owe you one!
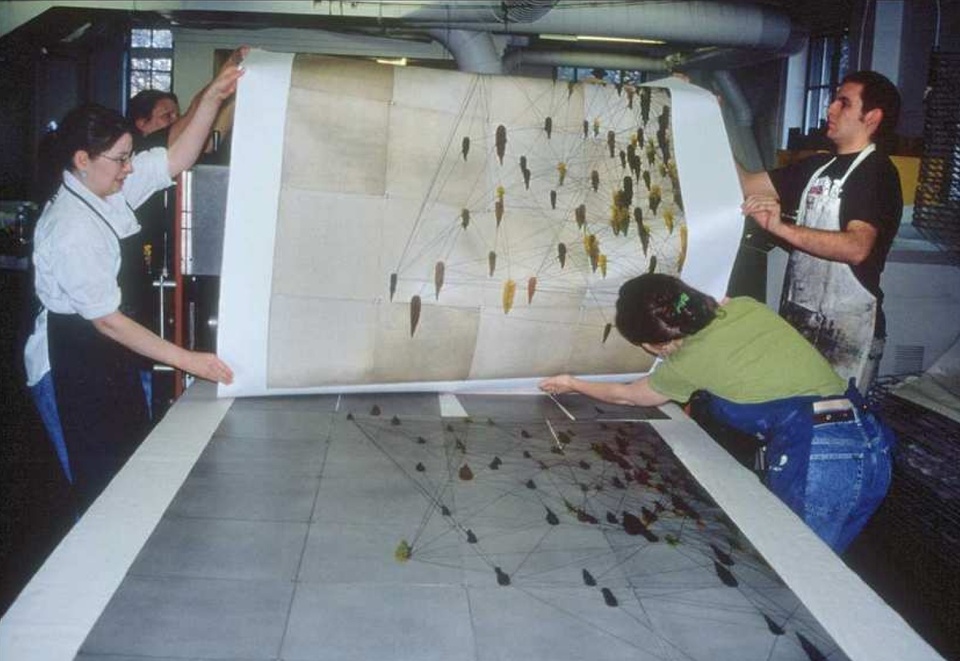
[399,0,558,24]
[406,0,800,51]
[713,69,764,171]
[428,28,504,73]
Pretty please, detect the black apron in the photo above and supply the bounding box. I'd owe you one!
[47,185,150,510]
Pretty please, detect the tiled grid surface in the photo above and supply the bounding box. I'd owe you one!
[75,393,844,661]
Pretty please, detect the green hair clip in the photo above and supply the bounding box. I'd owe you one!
[674,292,690,314]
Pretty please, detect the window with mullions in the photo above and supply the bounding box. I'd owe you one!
[556,67,648,87]
[129,28,174,96]
[803,34,851,133]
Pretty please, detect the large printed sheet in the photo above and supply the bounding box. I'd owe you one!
[218,50,743,397]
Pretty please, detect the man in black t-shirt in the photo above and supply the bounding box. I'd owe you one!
[739,71,903,392]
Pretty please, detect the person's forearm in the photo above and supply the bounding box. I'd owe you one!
[737,162,776,198]
[772,221,875,265]
[165,93,202,149]
[167,48,246,176]
[93,311,234,384]
[166,85,224,175]
[567,378,641,405]
[542,374,669,407]
[92,311,190,370]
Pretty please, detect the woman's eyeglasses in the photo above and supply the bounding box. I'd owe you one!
[99,152,133,166]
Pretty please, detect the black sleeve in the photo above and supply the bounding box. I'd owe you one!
[769,156,830,219]
[840,155,903,241]
[132,126,170,153]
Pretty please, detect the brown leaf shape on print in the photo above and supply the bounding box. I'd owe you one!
[410,295,421,337]
[663,207,674,234]
[678,224,688,273]
[583,234,600,272]
[635,208,649,255]
[434,261,444,299]
[502,279,517,315]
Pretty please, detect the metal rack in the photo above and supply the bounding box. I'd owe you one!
[913,50,960,264]
[869,384,960,658]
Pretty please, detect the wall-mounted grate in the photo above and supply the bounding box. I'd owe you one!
[893,344,926,375]
[913,50,960,265]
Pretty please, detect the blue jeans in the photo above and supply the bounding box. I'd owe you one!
[140,368,153,421]
[29,372,74,484]
[705,384,894,553]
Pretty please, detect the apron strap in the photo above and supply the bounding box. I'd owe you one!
[63,183,122,242]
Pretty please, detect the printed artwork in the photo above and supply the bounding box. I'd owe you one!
[219,51,742,396]
[267,56,688,387]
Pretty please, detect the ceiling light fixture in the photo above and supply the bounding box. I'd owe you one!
[375,57,408,66]
[540,34,665,46]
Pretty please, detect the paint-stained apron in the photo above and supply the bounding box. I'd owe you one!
[779,144,877,388]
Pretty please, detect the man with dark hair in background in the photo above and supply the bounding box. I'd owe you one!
[739,70,903,393]
[125,48,246,419]
[126,89,184,420]
[128,89,181,143]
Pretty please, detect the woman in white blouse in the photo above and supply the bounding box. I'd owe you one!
[25,51,244,510]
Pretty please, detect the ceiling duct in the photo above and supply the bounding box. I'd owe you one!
[402,0,801,51]
[357,0,559,24]
[428,28,504,73]
[712,70,764,171]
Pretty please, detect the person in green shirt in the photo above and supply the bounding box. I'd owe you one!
[540,273,894,553]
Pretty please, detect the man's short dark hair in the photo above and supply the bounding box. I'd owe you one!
[128,89,180,124]
[842,70,901,151]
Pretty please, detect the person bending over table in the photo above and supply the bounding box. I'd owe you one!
[540,273,894,553]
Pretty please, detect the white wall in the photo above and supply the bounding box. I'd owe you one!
[871,0,904,90]
[780,49,807,148]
